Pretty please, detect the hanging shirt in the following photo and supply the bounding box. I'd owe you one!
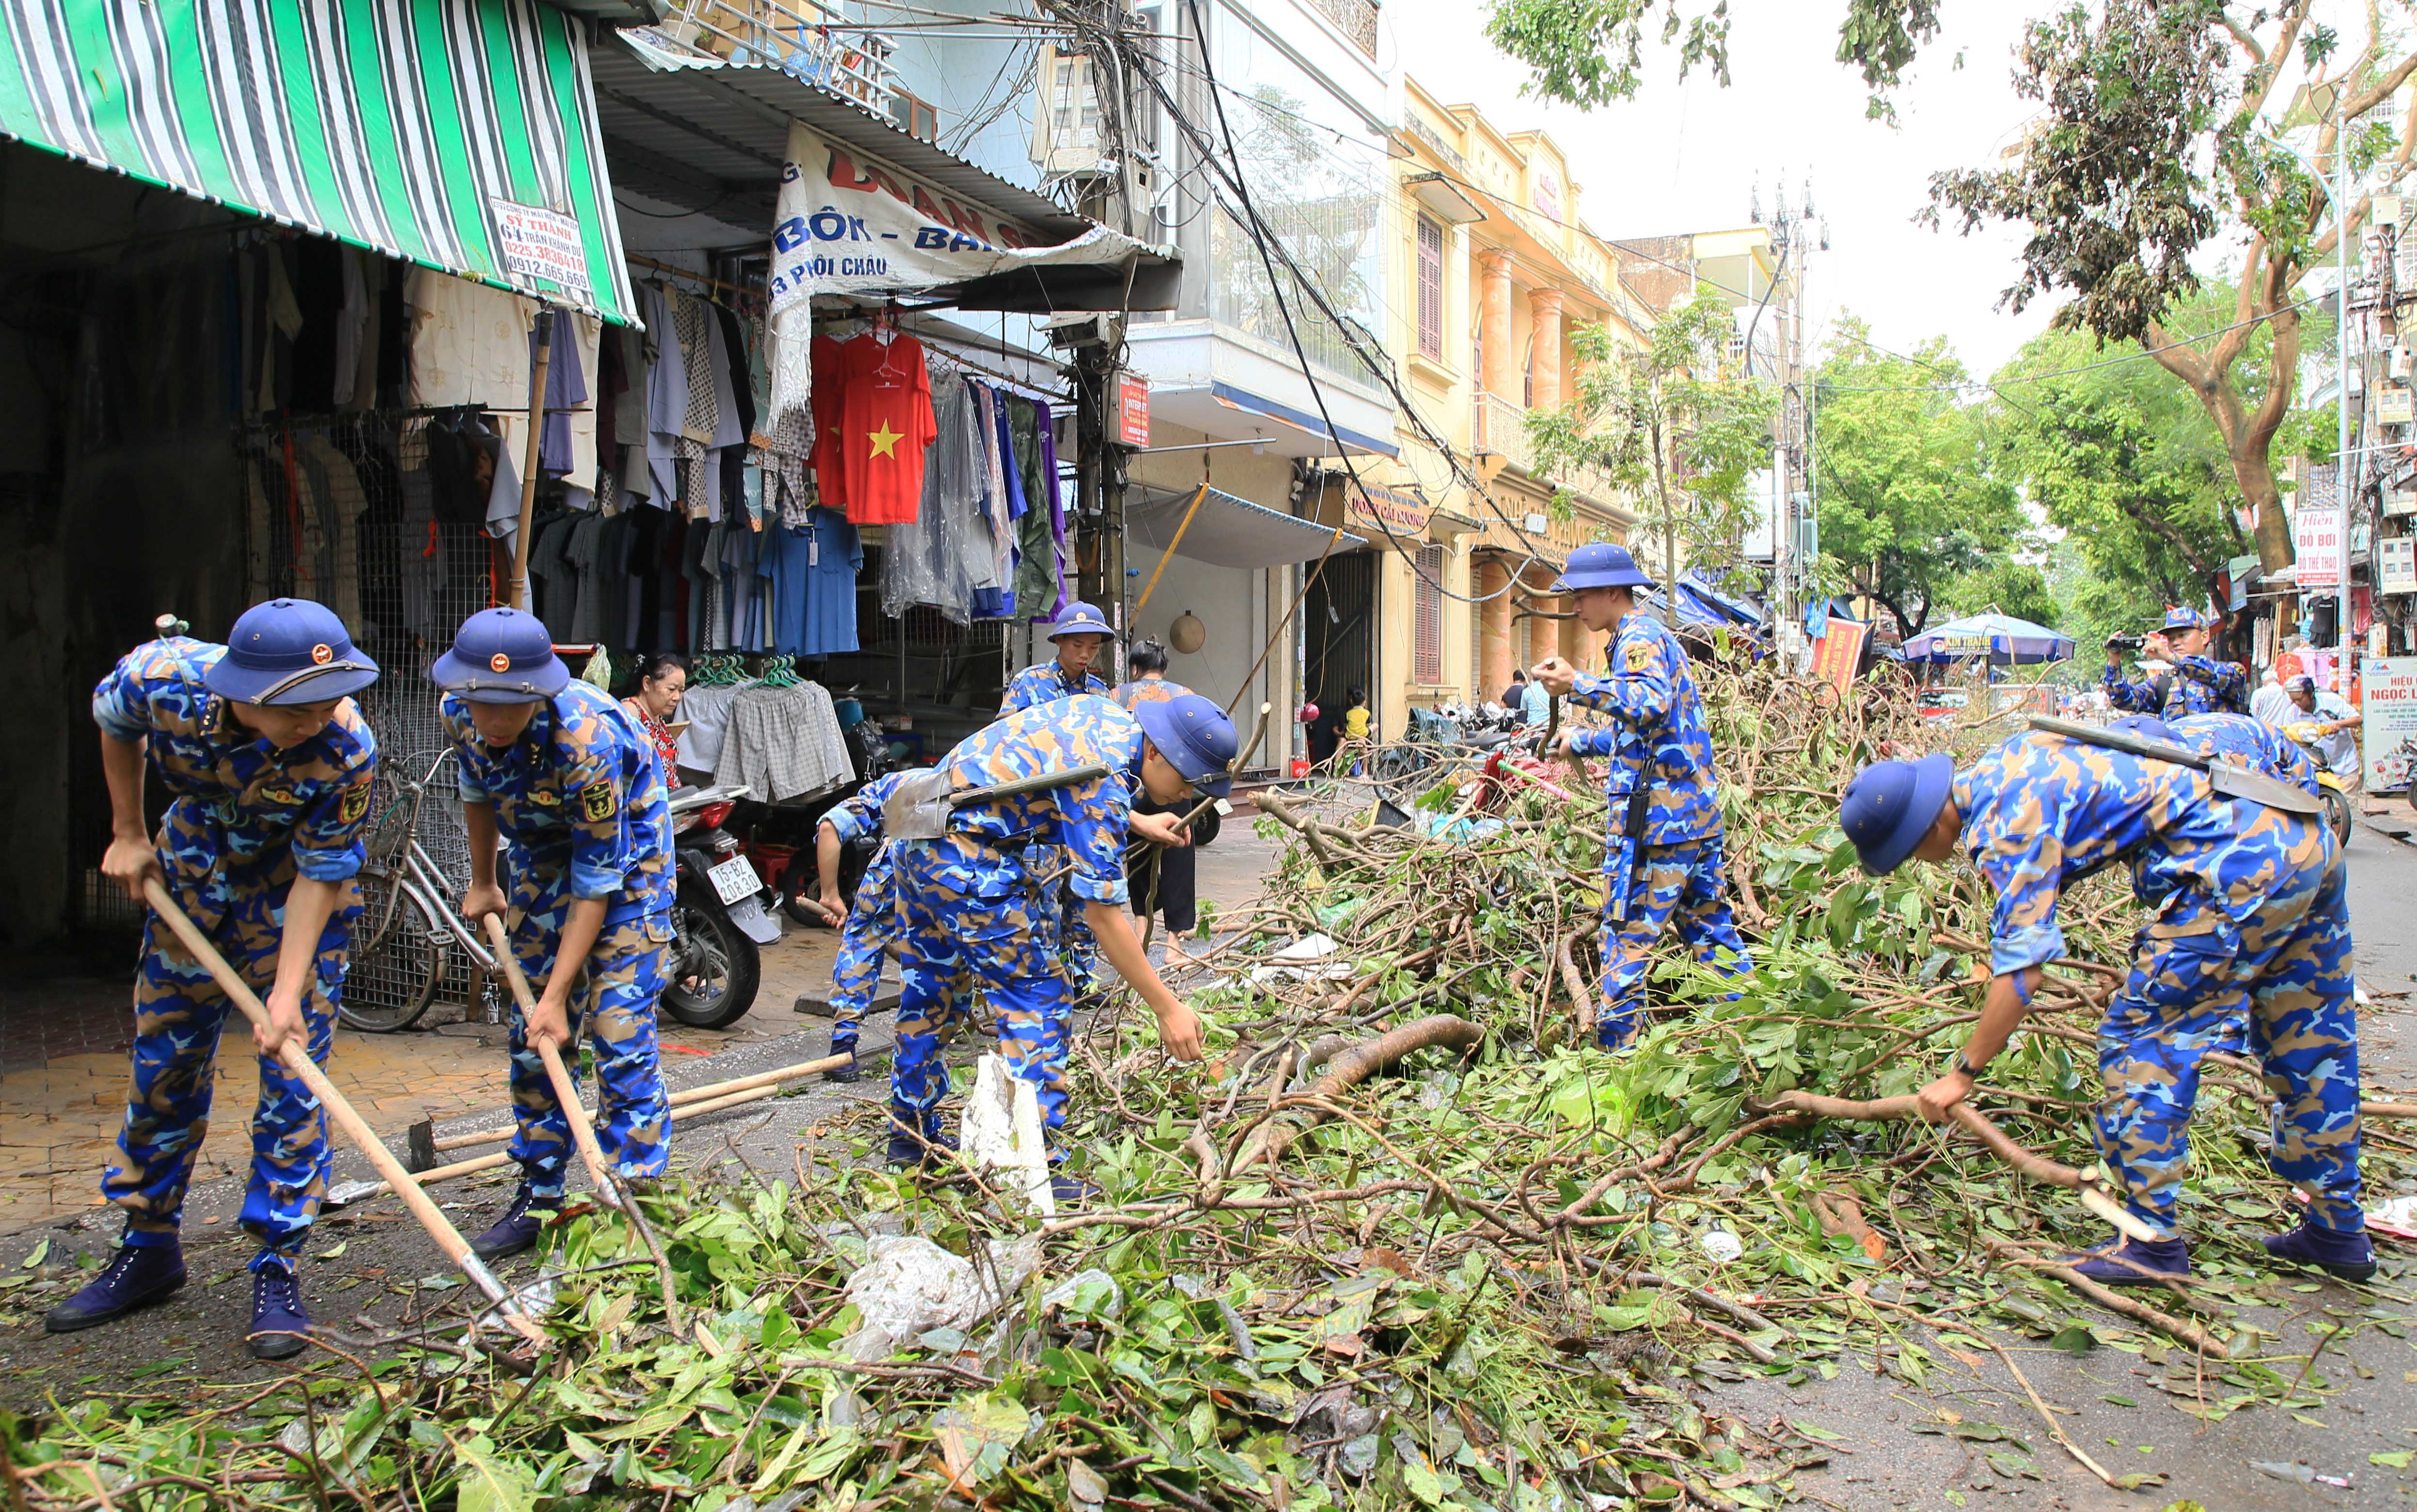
[1005,660,1111,711]
[802,505,863,656]
[442,680,674,924]
[824,331,934,524]
[93,637,380,917]
[1562,611,1722,849]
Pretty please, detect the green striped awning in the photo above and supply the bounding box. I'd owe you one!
[0,0,636,324]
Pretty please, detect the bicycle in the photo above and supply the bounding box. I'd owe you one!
[341,748,502,1032]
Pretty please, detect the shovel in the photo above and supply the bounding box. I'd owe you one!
[2026,714,2324,817]
[139,880,549,1348]
[882,763,1112,841]
[478,914,696,1342]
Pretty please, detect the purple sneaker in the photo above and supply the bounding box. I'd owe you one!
[247,1260,311,1362]
[2263,1222,2377,1282]
[43,1241,186,1333]
[2065,1236,2191,1287]
[469,1183,559,1261]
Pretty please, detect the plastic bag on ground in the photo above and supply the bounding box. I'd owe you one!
[961,1053,1055,1217]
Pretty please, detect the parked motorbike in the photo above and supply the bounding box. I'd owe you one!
[665,783,774,1029]
[2281,722,2357,843]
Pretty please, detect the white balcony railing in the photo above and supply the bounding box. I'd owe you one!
[668,0,900,115]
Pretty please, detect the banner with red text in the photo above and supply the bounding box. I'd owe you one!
[768,119,1150,313]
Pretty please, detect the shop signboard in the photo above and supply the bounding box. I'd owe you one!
[2362,656,2417,790]
[1810,618,1869,696]
[1347,482,1434,540]
[2296,504,2343,588]
[768,119,1146,309]
[1117,373,1151,447]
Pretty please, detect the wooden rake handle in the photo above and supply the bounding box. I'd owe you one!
[140,880,544,1343]
[480,914,622,1209]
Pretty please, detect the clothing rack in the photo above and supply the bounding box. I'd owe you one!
[626,253,763,306]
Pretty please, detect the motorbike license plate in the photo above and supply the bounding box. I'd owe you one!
[707,855,762,906]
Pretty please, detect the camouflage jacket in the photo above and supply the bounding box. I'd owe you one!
[93,637,379,902]
[1563,611,1722,847]
[442,682,674,923]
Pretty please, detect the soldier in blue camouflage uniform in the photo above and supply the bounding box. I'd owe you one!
[1842,727,2370,1284]
[1000,602,1120,996]
[431,609,677,1260]
[2103,606,2250,717]
[1002,601,1115,711]
[812,771,971,1082]
[47,600,380,1361]
[1528,544,1752,1050]
[887,693,1234,1194]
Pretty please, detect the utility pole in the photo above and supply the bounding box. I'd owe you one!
[2336,101,2354,697]
[1065,0,1144,666]
[1753,176,1821,671]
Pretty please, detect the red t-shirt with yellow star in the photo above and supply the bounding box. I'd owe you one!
[822,331,934,524]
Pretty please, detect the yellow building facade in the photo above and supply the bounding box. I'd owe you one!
[1304,78,1644,737]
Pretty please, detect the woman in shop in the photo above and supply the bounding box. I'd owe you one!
[1113,640,1218,950]
[622,654,687,775]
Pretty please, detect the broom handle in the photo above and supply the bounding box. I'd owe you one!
[142,880,539,1338]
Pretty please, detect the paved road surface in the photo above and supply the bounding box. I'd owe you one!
[4,801,2413,1511]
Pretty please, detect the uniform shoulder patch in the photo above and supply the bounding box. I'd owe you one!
[338,783,370,825]
[582,782,616,823]
[1623,638,1657,672]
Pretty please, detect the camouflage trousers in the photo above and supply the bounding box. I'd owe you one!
[503,903,673,1200]
[109,881,346,1270]
[828,850,900,1057]
[1597,834,1753,1050]
[888,847,1066,1143]
[2095,833,2362,1238]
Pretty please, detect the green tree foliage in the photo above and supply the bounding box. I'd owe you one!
[1927,1,2417,576]
[1811,319,2026,636]
[1482,0,1941,115]
[1944,558,2058,628]
[1983,280,2330,620]
[1526,292,1776,625]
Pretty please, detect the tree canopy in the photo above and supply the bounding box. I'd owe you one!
[1483,0,1941,114]
[1811,319,2029,637]
[1526,291,1776,623]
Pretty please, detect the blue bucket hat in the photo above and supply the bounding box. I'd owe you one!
[205,598,380,706]
[1133,692,1238,799]
[2160,605,2212,631]
[428,607,569,704]
[1839,753,1956,876]
[1048,601,1115,641]
[1553,543,1656,593]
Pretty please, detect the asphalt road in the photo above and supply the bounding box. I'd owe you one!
[4,810,2414,1511]
[1717,821,2417,1512]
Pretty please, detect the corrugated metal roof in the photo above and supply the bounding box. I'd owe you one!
[592,29,1090,241]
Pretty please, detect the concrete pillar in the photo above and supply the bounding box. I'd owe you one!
[1528,289,1564,410]
[1477,555,1514,698]
[1479,251,1515,401]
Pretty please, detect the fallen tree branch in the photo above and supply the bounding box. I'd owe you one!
[1983,1240,2228,1359]
[1231,1015,1485,1172]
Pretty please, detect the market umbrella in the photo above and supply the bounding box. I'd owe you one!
[1898,613,2074,666]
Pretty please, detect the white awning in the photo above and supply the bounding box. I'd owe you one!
[1127,485,1365,569]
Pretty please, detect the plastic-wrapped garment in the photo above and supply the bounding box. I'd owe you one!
[882,371,986,623]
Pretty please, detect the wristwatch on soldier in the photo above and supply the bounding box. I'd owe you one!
[1946,1051,1984,1082]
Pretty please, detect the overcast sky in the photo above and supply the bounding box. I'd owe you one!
[1382,0,2065,379]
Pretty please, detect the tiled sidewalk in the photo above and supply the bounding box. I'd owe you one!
[0,927,843,1235]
